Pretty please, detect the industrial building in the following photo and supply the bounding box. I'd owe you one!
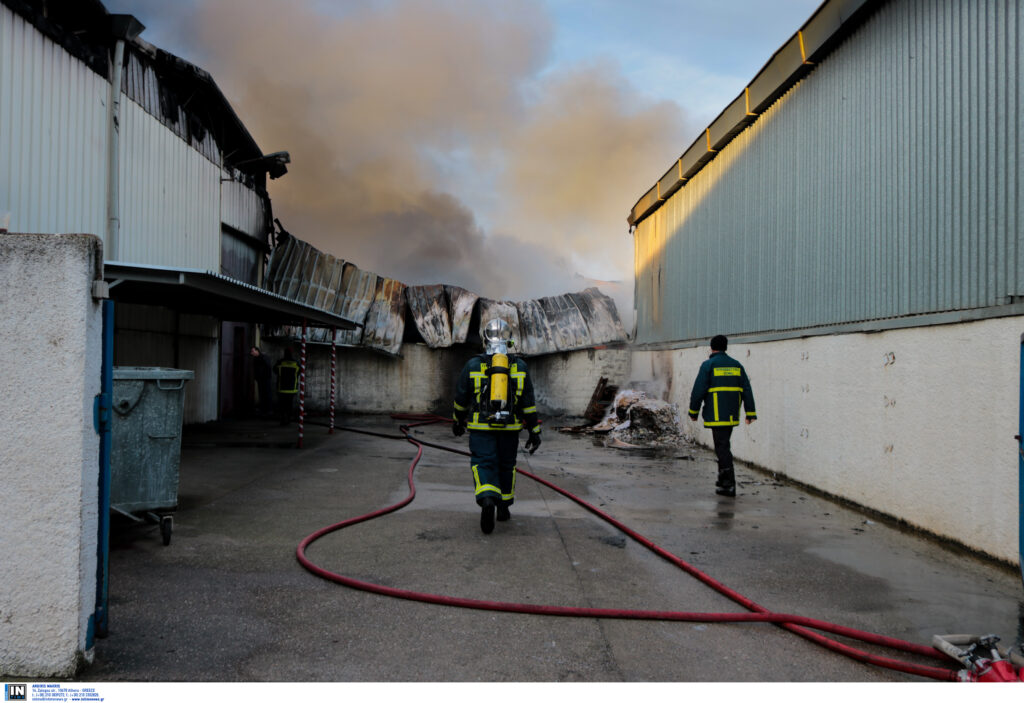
[629,0,1022,565]
[0,0,359,426]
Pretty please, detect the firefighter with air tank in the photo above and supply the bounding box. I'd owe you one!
[452,318,542,534]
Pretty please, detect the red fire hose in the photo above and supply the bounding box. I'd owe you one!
[297,414,992,681]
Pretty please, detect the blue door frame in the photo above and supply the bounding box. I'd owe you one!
[91,300,114,643]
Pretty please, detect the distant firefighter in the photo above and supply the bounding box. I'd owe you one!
[452,318,542,534]
[250,346,273,417]
[274,348,300,426]
[688,334,757,498]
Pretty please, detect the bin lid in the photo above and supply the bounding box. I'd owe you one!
[113,367,196,381]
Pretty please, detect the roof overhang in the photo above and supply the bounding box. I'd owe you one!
[104,262,360,330]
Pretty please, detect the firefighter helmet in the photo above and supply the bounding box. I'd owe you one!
[482,318,512,354]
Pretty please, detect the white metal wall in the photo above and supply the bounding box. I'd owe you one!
[221,176,268,238]
[0,5,107,237]
[118,99,221,269]
[634,0,1024,345]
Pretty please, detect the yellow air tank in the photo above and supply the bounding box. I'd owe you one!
[489,352,509,421]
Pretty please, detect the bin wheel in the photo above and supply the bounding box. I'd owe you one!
[160,515,173,546]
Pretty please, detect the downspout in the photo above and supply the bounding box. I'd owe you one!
[93,15,143,642]
[1019,334,1024,591]
[105,15,144,261]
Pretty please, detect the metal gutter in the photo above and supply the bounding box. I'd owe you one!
[628,0,879,227]
[630,302,1024,351]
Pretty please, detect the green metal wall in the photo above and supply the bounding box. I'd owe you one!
[634,0,1023,345]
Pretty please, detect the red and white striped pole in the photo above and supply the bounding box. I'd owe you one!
[299,319,307,449]
[329,326,336,434]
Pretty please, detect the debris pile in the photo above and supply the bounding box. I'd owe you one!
[605,394,687,449]
[561,387,689,449]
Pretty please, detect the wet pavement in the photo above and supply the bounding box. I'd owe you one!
[79,414,1024,682]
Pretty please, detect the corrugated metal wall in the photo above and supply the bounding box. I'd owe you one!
[221,178,268,239]
[114,304,220,424]
[118,99,221,269]
[0,5,107,236]
[634,0,1023,345]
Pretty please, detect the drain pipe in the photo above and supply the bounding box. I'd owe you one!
[105,15,144,261]
[1019,334,1024,591]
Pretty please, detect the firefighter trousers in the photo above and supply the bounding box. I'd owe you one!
[711,426,734,471]
[468,430,518,507]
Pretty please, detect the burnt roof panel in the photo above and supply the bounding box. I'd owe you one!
[568,287,627,346]
[406,284,452,348]
[264,236,626,355]
[445,285,479,344]
[361,278,407,356]
[514,299,557,356]
[539,294,590,352]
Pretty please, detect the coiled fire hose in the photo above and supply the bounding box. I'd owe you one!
[296,414,1009,682]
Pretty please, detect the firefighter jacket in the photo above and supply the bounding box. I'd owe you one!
[688,351,756,427]
[275,359,300,394]
[452,353,540,433]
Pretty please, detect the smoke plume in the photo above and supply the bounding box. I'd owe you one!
[117,0,695,320]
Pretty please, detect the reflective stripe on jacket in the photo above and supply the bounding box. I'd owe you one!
[688,351,756,427]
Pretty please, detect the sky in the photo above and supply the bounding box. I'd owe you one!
[104,0,822,321]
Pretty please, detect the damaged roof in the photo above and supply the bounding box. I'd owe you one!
[263,235,627,357]
[4,0,271,178]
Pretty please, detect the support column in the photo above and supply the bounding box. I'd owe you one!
[298,319,306,449]
[330,326,336,433]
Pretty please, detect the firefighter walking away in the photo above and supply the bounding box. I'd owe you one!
[452,318,541,534]
[688,335,756,497]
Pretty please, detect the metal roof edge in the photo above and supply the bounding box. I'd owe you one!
[627,0,879,229]
[146,46,265,166]
[104,262,360,329]
[629,304,1024,351]
[1,0,111,76]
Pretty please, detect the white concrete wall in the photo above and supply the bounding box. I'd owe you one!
[530,348,631,415]
[633,318,1023,565]
[275,343,631,418]
[272,343,466,416]
[0,234,103,676]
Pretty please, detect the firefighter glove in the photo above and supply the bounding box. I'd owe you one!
[452,422,466,437]
[525,431,542,454]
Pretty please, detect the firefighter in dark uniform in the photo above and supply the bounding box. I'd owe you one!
[688,335,756,497]
[452,318,542,534]
[274,348,300,425]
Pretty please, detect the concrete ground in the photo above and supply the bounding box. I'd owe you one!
[80,413,1024,683]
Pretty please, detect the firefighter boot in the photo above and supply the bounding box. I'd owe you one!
[480,497,496,534]
[715,467,736,497]
[497,502,511,522]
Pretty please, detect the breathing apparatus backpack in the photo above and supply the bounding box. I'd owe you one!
[479,318,516,425]
[485,352,512,424]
